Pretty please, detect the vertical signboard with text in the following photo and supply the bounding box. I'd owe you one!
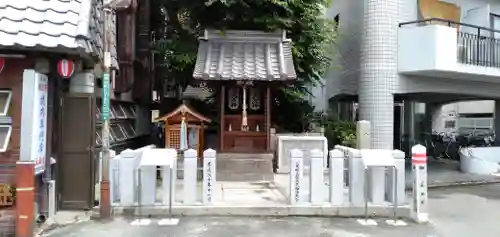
[101,73,110,147]
[19,70,48,175]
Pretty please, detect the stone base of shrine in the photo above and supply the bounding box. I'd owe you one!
[110,205,411,218]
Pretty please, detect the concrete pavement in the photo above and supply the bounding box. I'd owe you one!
[41,216,436,237]
[428,184,500,237]
[41,184,500,237]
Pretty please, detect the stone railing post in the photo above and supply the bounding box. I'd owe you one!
[118,150,138,206]
[348,149,364,205]
[289,149,304,205]
[329,149,344,206]
[161,149,177,206]
[411,144,429,223]
[140,164,157,206]
[368,164,385,205]
[356,120,371,149]
[183,149,198,205]
[109,154,120,205]
[203,149,216,205]
[269,127,277,151]
[309,149,324,205]
[388,150,406,204]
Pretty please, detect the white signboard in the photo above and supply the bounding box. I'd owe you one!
[19,70,48,175]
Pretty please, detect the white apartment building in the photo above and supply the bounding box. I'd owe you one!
[437,100,494,134]
[324,0,500,150]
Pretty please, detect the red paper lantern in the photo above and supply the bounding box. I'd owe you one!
[56,59,75,79]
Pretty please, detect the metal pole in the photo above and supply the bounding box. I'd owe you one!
[100,7,112,219]
[169,165,173,218]
[138,168,142,218]
[393,167,398,222]
[364,168,368,222]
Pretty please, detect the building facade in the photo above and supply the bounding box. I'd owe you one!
[435,100,494,134]
[0,0,114,235]
[0,0,153,236]
[326,0,500,149]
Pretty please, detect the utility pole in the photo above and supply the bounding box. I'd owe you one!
[100,6,112,219]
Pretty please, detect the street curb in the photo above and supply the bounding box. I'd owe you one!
[33,211,93,237]
[404,179,500,191]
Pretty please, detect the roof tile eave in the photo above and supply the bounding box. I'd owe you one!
[0,0,114,64]
[0,44,97,59]
[193,30,297,82]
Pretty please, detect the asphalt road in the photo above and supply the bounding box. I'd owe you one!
[41,216,436,237]
[42,184,500,237]
[427,184,500,237]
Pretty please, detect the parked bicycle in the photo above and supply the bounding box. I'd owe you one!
[422,131,496,161]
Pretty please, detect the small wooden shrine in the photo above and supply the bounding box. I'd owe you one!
[193,30,297,152]
[154,104,211,156]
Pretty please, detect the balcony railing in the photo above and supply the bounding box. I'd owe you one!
[399,18,500,68]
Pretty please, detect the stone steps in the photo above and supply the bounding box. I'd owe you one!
[216,153,274,182]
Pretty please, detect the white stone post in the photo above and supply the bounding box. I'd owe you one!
[348,149,364,205]
[357,121,383,204]
[118,150,137,206]
[140,165,157,206]
[203,149,217,205]
[161,149,177,206]
[387,149,406,204]
[356,121,371,149]
[310,149,324,205]
[109,154,120,205]
[289,149,304,205]
[368,166,385,205]
[411,144,429,223]
[329,149,344,206]
[47,180,56,218]
[183,149,198,205]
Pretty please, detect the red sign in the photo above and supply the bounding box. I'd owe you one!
[57,59,75,79]
[0,58,5,74]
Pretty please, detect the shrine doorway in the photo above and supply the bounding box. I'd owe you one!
[220,82,271,153]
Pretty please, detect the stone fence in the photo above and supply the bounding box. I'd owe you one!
[108,143,428,222]
[333,145,406,206]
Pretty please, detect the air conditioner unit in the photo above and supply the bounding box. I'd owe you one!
[70,72,95,94]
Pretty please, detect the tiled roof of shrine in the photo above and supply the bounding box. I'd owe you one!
[193,30,297,81]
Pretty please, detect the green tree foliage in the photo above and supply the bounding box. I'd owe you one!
[323,118,357,149]
[151,0,336,132]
